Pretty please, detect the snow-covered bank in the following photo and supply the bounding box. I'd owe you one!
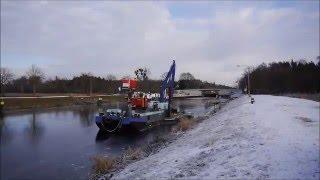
[111,95,319,179]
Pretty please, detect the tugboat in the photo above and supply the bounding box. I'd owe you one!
[95,61,176,133]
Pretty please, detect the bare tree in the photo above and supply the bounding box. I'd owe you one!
[26,65,45,95]
[179,72,195,80]
[105,74,117,81]
[15,76,28,93]
[134,67,150,81]
[0,67,14,96]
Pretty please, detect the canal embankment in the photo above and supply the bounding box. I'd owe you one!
[92,97,230,179]
[0,94,125,112]
[102,95,319,179]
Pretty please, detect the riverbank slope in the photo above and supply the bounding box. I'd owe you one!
[0,94,125,112]
[111,95,319,179]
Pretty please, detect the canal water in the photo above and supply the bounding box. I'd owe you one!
[0,97,218,180]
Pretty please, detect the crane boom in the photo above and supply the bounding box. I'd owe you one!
[160,60,176,103]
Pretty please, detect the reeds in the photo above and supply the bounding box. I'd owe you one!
[91,155,115,174]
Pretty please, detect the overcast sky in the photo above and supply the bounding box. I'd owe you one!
[1,1,319,86]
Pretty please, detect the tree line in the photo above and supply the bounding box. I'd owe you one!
[0,65,229,96]
[238,57,320,94]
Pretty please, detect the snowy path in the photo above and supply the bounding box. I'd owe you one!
[112,95,319,179]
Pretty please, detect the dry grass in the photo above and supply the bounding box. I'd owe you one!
[171,126,179,133]
[90,147,145,179]
[153,135,166,144]
[122,146,144,161]
[207,138,217,146]
[173,116,208,133]
[178,118,194,131]
[196,115,208,122]
[91,155,115,174]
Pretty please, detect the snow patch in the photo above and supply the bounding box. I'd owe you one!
[111,95,319,179]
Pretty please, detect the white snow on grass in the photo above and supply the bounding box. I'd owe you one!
[112,95,319,179]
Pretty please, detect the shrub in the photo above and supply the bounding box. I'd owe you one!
[122,146,144,161]
[178,118,194,131]
[91,155,115,174]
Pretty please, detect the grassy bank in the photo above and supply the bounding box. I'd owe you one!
[0,94,125,111]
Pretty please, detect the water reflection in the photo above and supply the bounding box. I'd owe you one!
[24,110,44,144]
[77,106,96,127]
[1,97,217,180]
[75,102,126,128]
[0,115,13,145]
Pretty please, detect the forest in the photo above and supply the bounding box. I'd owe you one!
[238,57,320,94]
[0,66,230,96]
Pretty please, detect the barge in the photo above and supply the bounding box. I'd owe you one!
[95,61,176,133]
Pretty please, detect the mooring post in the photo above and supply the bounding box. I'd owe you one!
[251,97,255,104]
[0,100,4,115]
[97,98,103,115]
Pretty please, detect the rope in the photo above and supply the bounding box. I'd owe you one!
[101,115,123,133]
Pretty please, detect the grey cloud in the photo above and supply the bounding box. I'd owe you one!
[1,1,319,86]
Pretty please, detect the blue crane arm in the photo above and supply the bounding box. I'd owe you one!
[160,60,176,102]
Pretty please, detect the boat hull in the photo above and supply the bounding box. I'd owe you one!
[95,110,166,133]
